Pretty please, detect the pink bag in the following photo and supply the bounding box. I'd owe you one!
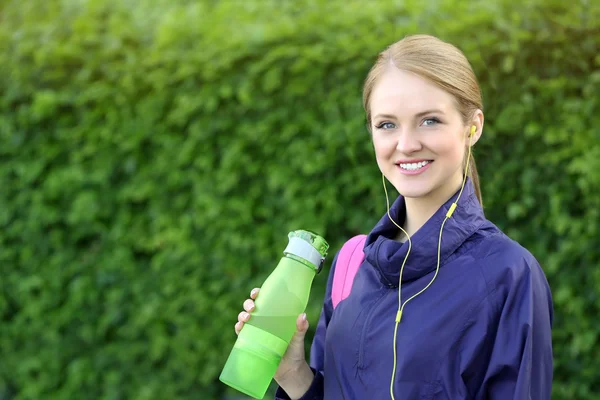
[331,234,367,309]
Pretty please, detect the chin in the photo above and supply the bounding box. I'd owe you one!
[401,191,431,199]
[390,180,436,199]
[397,187,434,199]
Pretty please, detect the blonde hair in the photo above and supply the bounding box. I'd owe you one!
[363,34,483,204]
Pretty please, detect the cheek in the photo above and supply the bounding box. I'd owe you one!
[372,136,394,159]
[447,146,465,164]
[432,137,464,164]
[371,138,390,173]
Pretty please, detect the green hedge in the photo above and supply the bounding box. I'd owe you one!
[1,0,598,398]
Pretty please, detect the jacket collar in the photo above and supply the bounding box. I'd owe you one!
[363,179,486,287]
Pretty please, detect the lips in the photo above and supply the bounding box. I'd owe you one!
[395,159,433,175]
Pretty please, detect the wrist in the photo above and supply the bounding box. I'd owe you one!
[276,362,314,400]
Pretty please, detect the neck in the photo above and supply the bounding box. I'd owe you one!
[396,175,465,241]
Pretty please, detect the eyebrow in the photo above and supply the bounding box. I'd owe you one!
[372,109,446,121]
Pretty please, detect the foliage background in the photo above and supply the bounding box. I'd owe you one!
[0,0,599,399]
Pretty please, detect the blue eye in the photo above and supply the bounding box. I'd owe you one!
[422,118,441,126]
[376,122,396,130]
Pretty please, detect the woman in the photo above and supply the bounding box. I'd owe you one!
[235,34,553,400]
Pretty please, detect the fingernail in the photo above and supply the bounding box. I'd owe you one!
[251,289,257,296]
[301,313,307,321]
[243,312,250,321]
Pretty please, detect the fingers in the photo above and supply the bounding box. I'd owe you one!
[238,311,250,323]
[243,299,255,313]
[235,311,251,336]
[234,289,260,336]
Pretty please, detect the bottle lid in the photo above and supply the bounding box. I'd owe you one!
[283,230,329,273]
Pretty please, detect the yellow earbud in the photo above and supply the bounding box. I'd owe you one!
[470,125,476,137]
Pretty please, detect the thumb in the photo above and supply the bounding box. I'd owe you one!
[296,313,309,333]
[289,313,309,344]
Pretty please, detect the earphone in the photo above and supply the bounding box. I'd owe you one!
[384,125,476,399]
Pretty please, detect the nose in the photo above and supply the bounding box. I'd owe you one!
[395,130,422,154]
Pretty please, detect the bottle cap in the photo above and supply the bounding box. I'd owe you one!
[284,230,329,273]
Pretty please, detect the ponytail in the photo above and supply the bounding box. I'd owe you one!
[467,154,483,206]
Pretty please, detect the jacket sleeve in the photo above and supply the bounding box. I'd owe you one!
[274,252,339,400]
[476,256,554,400]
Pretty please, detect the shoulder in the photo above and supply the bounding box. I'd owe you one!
[464,219,539,274]
[469,224,552,311]
[478,230,541,278]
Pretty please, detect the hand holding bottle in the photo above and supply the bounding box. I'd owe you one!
[235,288,314,399]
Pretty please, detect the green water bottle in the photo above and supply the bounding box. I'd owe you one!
[219,230,329,399]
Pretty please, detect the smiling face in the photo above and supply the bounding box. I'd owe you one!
[370,67,472,204]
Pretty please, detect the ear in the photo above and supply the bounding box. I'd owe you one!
[468,109,484,146]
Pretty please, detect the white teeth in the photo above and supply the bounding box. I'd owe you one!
[399,161,430,170]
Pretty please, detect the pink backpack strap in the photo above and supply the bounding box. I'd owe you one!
[331,234,367,310]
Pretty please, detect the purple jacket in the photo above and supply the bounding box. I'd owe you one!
[276,180,553,399]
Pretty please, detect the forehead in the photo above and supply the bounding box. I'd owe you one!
[370,67,457,116]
